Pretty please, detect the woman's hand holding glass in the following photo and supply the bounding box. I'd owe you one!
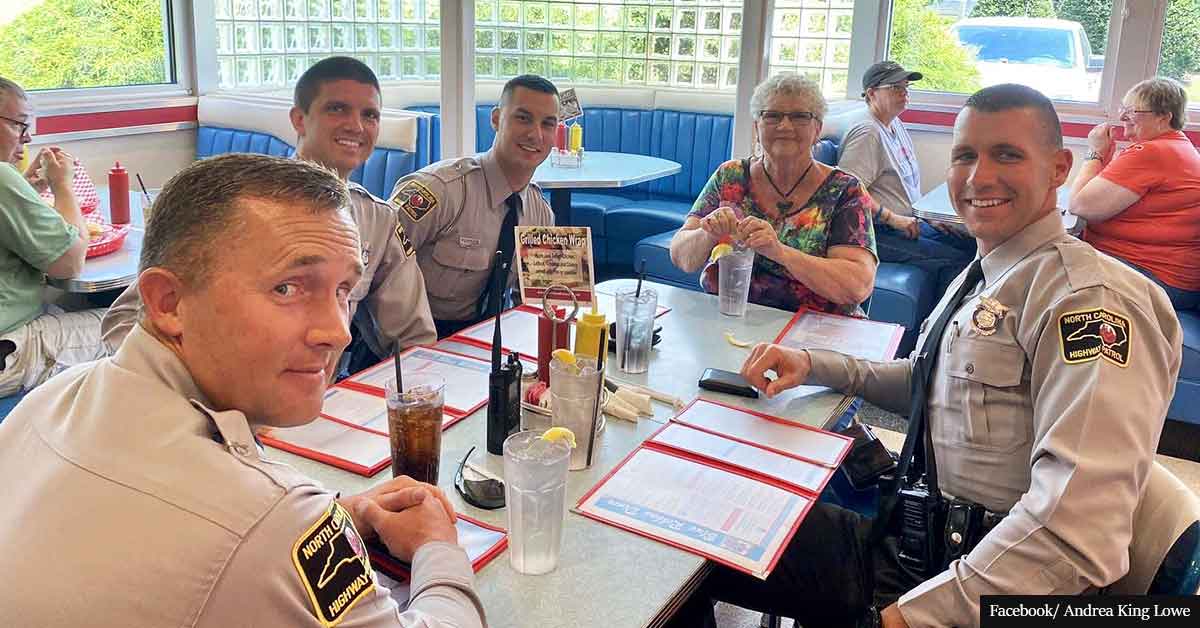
[700,205,740,242]
[737,216,783,259]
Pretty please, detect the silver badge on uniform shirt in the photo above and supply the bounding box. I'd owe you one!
[971,297,1009,336]
[360,244,370,267]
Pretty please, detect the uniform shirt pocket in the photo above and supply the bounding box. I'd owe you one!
[944,337,1031,452]
[426,235,494,301]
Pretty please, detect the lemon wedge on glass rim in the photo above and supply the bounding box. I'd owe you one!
[540,427,577,449]
[709,242,734,263]
[550,349,576,366]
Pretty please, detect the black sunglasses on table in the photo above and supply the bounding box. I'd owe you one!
[454,446,505,510]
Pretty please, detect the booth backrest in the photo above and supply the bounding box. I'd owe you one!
[411,104,733,202]
[197,93,431,199]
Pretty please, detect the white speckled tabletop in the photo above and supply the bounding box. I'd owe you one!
[271,280,855,628]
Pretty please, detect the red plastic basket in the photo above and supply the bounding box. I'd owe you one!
[85,218,130,259]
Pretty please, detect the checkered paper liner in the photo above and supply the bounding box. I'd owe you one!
[39,164,101,214]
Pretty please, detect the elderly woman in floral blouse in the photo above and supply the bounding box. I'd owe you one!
[669,73,878,316]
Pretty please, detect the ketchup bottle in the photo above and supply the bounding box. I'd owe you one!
[555,121,567,151]
[108,161,130,225]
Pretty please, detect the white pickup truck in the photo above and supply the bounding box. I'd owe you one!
[951,17,1103,101]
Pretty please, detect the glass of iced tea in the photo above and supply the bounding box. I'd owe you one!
[385,373,445,484]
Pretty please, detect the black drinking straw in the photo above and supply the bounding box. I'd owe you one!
[620,259,648,370]
[585,325,608,467]
[393,340,404,397]
[135,173,151,204]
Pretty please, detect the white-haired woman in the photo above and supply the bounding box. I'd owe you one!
[669,74,878,315]
[1071,77,1200,309]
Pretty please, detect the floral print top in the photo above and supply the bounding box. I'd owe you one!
[689,158,878,316]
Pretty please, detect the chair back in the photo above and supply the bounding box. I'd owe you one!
[1108,462,1200,595]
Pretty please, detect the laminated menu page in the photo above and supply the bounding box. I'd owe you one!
[765,309,905,400]
[258,347,484,476]
[453,305,545,360]
[371,515,508,592]
[575,399,853,579]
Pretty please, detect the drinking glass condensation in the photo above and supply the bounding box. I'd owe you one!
[718,247,755,317]
[616,287,657,374]
[550,357,602,471]
[385,373,445,485]
[503,430,572,574]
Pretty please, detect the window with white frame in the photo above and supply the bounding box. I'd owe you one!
[766,0,856,100]
[1155,0,1200,113]
[0,0,174,90]
[214,0,443,89]
[887,0,1112,103]
[473,1,743,90]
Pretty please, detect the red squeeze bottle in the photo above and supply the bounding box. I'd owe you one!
[537,306,570,385]
[555,121,567,151]
[108,161,131,225]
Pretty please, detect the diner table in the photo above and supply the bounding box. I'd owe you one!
[912,181,1078,231]
[46,191,149,293]
[274,279,860,628]
[533,152,682,225]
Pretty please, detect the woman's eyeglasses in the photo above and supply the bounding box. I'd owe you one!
[1119,107,1155,119]
[758,110,818,127]
[454,446,506,510]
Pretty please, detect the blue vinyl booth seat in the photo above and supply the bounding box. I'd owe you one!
[1167,311,1200,427]
[408,104,733,272]
[196,126,427,200]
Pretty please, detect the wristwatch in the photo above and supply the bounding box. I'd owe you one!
[1084,149,1104,162]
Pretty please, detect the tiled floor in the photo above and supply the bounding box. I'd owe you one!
[710,405,1200,628]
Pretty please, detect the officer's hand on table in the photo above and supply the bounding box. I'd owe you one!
[354,487,459,562]
[740,343,811,399]
[339,475,457,540]
[699,206,740,241]
[880,603,910,628]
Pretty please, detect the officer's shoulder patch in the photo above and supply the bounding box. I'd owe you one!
[389,179,439,223]
[291,501,375,627]
[1058,307,1131,367]
[394,221,415,258]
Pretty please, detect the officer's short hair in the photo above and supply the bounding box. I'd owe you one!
[0,76,27,107]
[964,84,1063,149]
[140,154,351,286]
[294,56,380,113]
[500,74,558,106]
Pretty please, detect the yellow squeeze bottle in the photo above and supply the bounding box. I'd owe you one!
[573,307,607,361]
[569,122,583,153]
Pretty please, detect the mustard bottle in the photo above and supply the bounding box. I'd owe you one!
[573,309,607,361]
[569,121,583,153]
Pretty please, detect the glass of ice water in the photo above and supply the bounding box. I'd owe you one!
[503,430,572,575]
[718,247,755,317]
[616,287,658,374]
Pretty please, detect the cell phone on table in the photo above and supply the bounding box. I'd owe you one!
[698,368,759,399]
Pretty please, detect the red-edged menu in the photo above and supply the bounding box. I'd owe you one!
[575,398,853,580]
[773,308,905,361]
[369,515,508,584]
[258,347,491,476]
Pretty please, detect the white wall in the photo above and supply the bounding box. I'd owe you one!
[27,129,195,191]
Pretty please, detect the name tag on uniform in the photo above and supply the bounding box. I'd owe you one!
[459,236,481,249]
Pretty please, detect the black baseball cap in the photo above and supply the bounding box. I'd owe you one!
[862,61,923,95]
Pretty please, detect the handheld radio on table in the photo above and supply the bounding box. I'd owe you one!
[486,251,522,455]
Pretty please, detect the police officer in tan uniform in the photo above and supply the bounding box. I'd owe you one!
[390,75,558,337]
[102,57,436,363]
[670,85,1183,628]
[0,154,483,627]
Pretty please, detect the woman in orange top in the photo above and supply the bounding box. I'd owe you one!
[1070,77,1200,309]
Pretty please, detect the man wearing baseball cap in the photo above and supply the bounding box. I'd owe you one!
[840,61,976,296]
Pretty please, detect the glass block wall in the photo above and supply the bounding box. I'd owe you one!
[213,1,857,95]
[214,0,443,89]
[767,0,855,99]
[473,1,743,90]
